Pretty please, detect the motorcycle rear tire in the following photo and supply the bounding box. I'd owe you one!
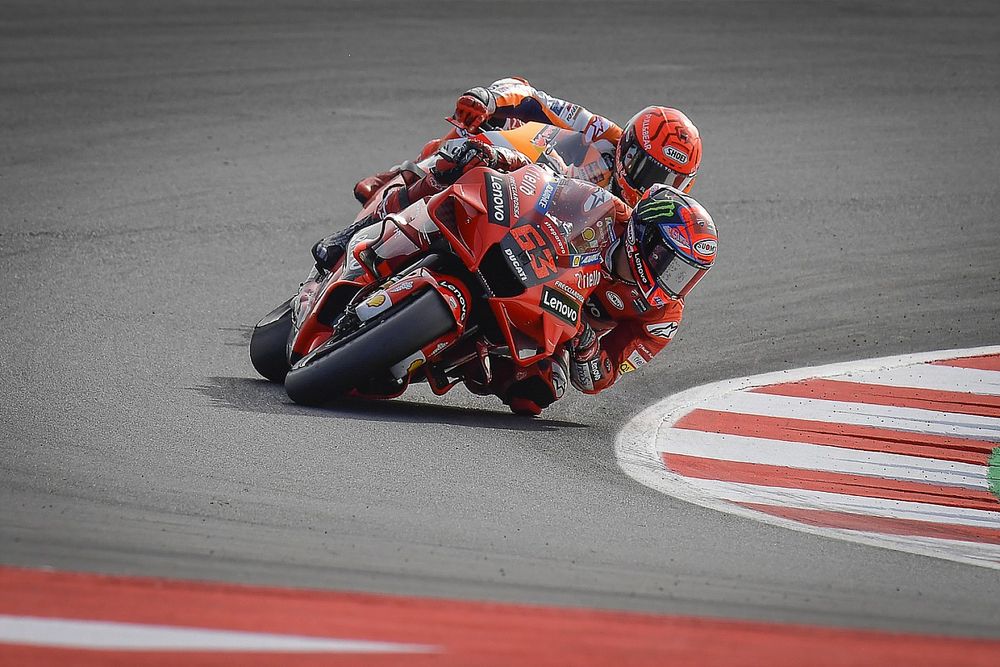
[284,290,454,406]
[249,299,294,383]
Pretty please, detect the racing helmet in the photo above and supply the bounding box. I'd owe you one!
[614,107,702,206]
[623,184,717,306]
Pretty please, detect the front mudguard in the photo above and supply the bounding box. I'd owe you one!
[355,267,471,334]
[353,268,473,386]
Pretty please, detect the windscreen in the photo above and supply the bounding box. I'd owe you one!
[544,178,620,256]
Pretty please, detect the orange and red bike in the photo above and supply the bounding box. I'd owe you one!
[249,124,619,409]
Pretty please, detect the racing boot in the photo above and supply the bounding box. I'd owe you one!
[310,216,375,271]
[315,165,434,270]
[504,357,568,417]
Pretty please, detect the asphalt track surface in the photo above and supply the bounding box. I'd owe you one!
[2,0,999,642]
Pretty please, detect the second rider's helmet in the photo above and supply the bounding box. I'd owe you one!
[614,107,702,206]
[623,184,717,307]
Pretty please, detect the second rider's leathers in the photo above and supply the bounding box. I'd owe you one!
[418,77,623,193]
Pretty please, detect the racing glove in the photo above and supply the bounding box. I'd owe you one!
[430,139,529,185]
[366,138,532,223]
[451,87,496,132]
[569,324,599,364]
[568,323,612,393]
[370,140,529,219]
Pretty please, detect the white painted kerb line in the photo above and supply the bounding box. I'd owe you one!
[659,427,989,490]
[701,391,1000,442]
[615,345,1000,570]
[0,615,438,653]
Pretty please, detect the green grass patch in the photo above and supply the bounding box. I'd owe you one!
[989,447,1000,502]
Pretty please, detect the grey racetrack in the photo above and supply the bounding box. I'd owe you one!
[2,0,999,639]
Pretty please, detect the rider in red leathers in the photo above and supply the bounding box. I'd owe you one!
[482,181,717,416]
[311,79,714,415]
[489,179,717,415]
[317,139,718,415]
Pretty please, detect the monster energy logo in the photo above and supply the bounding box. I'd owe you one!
[638,199,677,221]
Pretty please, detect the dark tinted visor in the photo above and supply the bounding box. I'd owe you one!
[639,222,708,298]
[620,126,694,192]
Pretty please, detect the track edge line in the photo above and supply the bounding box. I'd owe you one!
[615,345,1000,570]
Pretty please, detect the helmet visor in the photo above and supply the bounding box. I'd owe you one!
[640,223,709,298]
[620,127,695,193]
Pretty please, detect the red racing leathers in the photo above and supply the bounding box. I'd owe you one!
[573,274,684,394]
[567,197,684,395]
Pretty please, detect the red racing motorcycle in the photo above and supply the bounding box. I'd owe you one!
[249,158,620,411]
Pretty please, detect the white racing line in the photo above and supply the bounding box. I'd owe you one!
[615,345,1000,569]
[0,615,437,653]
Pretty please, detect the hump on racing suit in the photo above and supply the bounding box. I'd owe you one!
[487,77,622,146]
[420,77,622,174]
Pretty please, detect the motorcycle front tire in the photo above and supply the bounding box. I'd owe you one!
[284,289,454,406]
[249,298,294,383]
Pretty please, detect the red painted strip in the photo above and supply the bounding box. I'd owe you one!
[751,378,1000,418]
[932,354,1000,372]
[2,567,999,666]
[739,503,1000,546]
[663,453,1000,512]
[674,409,993,465]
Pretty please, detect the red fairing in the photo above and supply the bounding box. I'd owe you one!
[374,269,472,333]
[278,133,707,412]
[425,164,624,366]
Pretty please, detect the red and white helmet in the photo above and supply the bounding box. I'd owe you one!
[614,107,702,206]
